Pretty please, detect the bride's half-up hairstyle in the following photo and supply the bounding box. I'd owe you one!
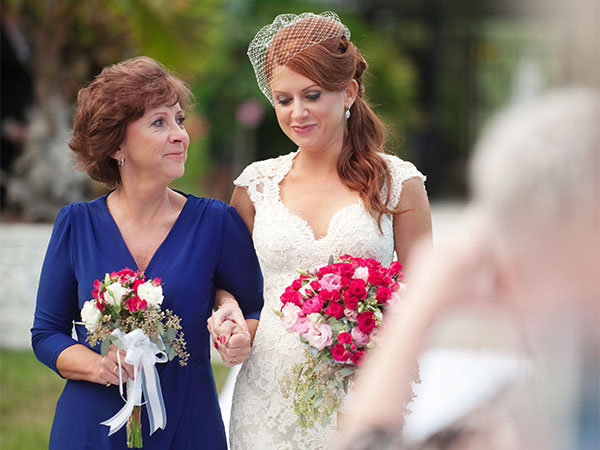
[248,12,396,228]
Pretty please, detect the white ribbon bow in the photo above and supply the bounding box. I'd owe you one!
[101,328,169,436]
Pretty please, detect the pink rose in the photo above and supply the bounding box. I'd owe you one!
[320,274,342,292]
[302,296,325,315]
[291,317,311,335]
[353,266,369,282]
[304,321,333,350]
[325,301,344,319]
[351,327,371,345]
[337,331,352,344]
[280,303,303,332]
[344,308,358,322]
[152,277,162,287]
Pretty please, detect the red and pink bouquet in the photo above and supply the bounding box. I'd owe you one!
[80,268,188,448]
[276,255,406,428]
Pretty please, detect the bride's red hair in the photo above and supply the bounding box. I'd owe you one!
[266,16,396,228]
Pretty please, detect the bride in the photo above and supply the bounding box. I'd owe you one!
[212,12,432,449]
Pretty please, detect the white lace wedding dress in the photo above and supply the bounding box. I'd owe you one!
[229,151,425,449]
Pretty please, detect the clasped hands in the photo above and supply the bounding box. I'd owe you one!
[207,299,251,367]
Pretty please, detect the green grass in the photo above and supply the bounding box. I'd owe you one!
[0,350,230,450]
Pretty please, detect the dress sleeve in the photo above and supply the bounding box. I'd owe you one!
[215,205,264,320]
[233,161,265,207]
[383,153,427,209]
[31,205,80,375]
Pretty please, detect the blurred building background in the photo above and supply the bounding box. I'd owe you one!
[1,0,597,221]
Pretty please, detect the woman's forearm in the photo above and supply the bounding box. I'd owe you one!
[55,343,102,383]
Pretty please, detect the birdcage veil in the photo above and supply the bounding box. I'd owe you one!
[247,11,351,105]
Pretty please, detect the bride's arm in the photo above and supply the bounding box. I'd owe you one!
[392,177,432,265]
[230,186,256,235]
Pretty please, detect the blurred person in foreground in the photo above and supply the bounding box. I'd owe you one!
[31,56,263,449]
[342,88,600,450]
[211,11,431,449]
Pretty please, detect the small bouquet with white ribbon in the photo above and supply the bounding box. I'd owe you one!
[80,268,189,448]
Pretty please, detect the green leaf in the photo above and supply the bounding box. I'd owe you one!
[166,327,176,342]
[304,388,315,403]
[339,367,354,377]
[156,322,164,335]
[167,346,176,361]
[272,308,283,317]
[100,338,111,356]
[328,255,334,265]
[296,269,312,277]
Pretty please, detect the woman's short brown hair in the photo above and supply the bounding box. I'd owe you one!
[69,56,193,186]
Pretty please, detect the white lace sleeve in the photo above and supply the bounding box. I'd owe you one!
[233,161,267,206]
[381,153,426,209]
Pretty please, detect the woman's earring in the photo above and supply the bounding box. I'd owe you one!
[345,106,351,120]
[118,158,124,167]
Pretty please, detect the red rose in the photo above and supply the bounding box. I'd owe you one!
[152,277,162,287]
[357,311,376,334]
[281,287,303,306]
[137,299,148,311]
[351,349,366,365]
[317,266,333,279]
[92,288,99,299]
[388,261,403,276]
[337,331,352,344]
[325,301,344,319]
[125,296,141,312]
[336,262,356,279]
[330,343,348,361]
[132,278,144,293]
[347,279,367,300]
[344,294,359,310]
[376,286,392,303]
[367,269,387,286]
[310,280,321,291]
[319,289,341,302]
[96,300,104,313]
[291,279,303,290]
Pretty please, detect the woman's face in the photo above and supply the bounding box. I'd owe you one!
[270,66,347,154]
[117,102,189,183]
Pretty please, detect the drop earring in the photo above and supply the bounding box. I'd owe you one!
[118,158,124,167]
[345,107,351,120]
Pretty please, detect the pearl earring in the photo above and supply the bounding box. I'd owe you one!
[345,107,351,120]
[118,158,124,167]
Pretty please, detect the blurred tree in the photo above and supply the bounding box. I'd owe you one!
[189,0,419,200]
[3,0,224,219]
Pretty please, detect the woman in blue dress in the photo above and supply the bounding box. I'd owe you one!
[31,56,263,449]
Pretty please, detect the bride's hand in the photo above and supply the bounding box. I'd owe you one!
[212,321,251,366]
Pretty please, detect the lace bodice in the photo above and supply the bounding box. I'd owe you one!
[229,151,425,449]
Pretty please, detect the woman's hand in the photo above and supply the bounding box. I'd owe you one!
[91,344,136,386]
[208,298,252,366]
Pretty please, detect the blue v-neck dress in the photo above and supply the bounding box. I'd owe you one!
[31,193,263,449]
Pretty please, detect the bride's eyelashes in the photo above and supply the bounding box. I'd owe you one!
[275,91,321,106]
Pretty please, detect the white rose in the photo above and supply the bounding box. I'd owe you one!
[354,266,369,282]
[137,282,164,307]
[104,282,127,306]
[81,300,102,332]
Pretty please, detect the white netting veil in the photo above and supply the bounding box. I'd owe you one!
[247,11,351,105]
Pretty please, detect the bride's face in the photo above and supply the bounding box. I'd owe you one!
[270,66,346,153]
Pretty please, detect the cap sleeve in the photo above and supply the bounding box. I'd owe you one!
[381,153,427,209]
[233,161,267,207]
